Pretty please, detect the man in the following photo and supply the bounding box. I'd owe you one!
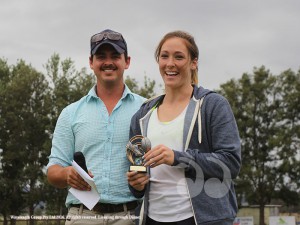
[47,29,146,225]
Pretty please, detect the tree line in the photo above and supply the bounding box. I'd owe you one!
[0,54,299,225]
[219,67,300,225]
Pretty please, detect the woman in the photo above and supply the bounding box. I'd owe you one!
[127,31,241,225]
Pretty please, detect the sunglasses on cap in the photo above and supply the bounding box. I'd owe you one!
[91,31,124,43]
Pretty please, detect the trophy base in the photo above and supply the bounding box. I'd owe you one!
[130,165,147,173]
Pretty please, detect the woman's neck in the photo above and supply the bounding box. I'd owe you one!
[163,85,193,104]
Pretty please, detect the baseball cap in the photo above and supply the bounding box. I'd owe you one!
[90,29,127,55]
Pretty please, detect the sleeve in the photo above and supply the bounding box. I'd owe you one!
[172,95,241,180]
[47,107,75,170]
[129,184,145,199]
[128,107,146,198]
[129,107,143,139]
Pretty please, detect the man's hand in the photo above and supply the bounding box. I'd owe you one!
[47,164,92,191]
[65,166,93,191]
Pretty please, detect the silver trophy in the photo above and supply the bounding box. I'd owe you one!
[126,135,151,172]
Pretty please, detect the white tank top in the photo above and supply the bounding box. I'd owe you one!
[147,107,193,222]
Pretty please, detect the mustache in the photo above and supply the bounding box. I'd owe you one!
[101,65,117,70]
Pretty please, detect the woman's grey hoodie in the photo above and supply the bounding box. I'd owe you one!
[129,85,241,225]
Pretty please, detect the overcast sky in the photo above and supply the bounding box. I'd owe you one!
[1,0,299,93]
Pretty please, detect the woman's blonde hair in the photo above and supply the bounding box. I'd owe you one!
[155,30,199,85]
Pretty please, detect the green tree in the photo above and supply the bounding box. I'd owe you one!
[125,75,158,98]
[0,59,52,225]
[218,66,300,225]
[45,53,95,121]
[274,69,300,213]
[0,58,18,225]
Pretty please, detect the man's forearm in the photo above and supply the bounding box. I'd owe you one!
[47,164,69,189]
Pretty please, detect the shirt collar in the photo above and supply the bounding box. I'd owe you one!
[86,84,135,102]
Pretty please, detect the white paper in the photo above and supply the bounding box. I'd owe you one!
[69,160,100,210]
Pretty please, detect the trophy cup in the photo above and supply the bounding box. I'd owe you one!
[126,135,151,172]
